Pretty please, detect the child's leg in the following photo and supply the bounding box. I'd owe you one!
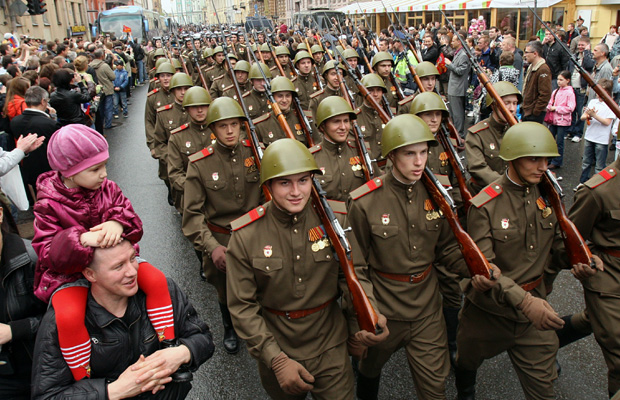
[137,262,175,340]
[580,140,596,183]
[113,92,120,116]
[51,286,91,380]
[121,91,128,115]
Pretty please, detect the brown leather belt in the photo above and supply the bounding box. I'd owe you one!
[264,297,335,320]
[599,247,620,258]
[520,275,543,292]
[375,264,432,284]
[207,221,231,235]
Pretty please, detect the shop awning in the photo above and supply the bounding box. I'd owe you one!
[338,0,563,14]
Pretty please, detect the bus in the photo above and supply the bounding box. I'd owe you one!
[96,6,169,42]
[292,8,346,31]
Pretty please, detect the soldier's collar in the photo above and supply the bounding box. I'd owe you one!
[490,113,509,132]
[321,137,346,153]
[387,170,418,190]
[504,169,535,191]
[216,139,239,154]
[270,199,310,226]
[190,120,208,130]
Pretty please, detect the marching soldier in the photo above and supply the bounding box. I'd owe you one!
[342,48,362,100]
[148,58,167,91]
[147,49,166,81]
[260,43,275,69]
[226,138,387,399]
[242,62,273,120]
[203,47,215,67]
[311,97,368,202]
[202,46,226,89]
[354,73,387,160]
[209,53,237,99]
[465,82,521,195]
[145,37,163,71]
[371,51,399,109]
[272,46,296,79]
[182,97,263,355]
[397,61,441,115]
[309,60,346,119]
[222,60,251,100]
[231,32,247,59]
[293,51,321,111]
[311,44,326,69]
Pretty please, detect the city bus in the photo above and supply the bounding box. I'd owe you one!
[96,6,169,42]
[293,8,346,31]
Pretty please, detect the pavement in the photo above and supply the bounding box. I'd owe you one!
[73,84,610,399]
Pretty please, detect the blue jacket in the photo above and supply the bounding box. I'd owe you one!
[113,68,128,90]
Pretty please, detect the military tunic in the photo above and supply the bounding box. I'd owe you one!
[148,77,160,92]
[465,116,509,195]
[201,63,226,89]
[355,103,384,161]
[312,138,367,202]
[309,86,342,122]
[253,109,318,147]
[209,73,233,99]
[294,73,322,111]
[243,89,271,120]
[145,87,174,150]
[382,76,399,109]
[271,63,296,80]
[167,120,214,195]
[222,81,251,100]
[396,93,417,115]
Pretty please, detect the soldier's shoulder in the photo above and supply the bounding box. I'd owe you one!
[309,144,322,154]
[252,113,271,125]
[170,123,190,135]
[156,104,174,112]
[189,146,215,163]
[213,74,224,81]
[354,107,362,115]
[470,183,503,208]
[467,120,490,134]
[310,88,325,99]
[585,164,618,189]
[147,88,160,96]
[350,177,383,200]
[398,94,414,106]
[205,65,215,72]
[222,84,234,92]
[231,205,267,231]
[242,90,252,98]
[327,199,347,214]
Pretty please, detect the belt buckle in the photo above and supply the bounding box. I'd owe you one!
[285,311,291,320]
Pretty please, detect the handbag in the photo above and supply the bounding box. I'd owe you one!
[0,165,29,210]
[544,89,557,125]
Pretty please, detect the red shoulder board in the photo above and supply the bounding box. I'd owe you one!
[398,95,414,106]
[350,178,383,200]
[170,123,190,135]
[189,146,214,163]
[347,139,357,149]
[586,166,617,189]
[269,65,278,71]
[470,183,503,208]
[242,91,251,98]
[231,205,266,231]
[309,144,322,154]
[326,199,347,214]
[290,76,298,82]
[310,88,325,99]
[147,88,160,97]
[213,75,224,81]
[252,113,270,125]
[468,120,489,134]
[242,139,252,147]
[156,104,173,113]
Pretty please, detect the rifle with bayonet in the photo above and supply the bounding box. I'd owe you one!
[304,37,325,90]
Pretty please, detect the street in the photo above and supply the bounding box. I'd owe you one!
[106,84,609,399]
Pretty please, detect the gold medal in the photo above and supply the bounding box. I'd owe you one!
[323,238,331,248]
[542,207,552,219]
[426,213,433,221]
[311,242,320,252]
[318,240,326,250]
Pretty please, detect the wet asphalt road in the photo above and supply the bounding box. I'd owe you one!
[106,84,610,399]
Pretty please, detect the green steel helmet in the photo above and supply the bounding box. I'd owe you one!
[342,48,359,60]
[294,51,313,65]
[499,122,559,161]
[371,51,394,69]
[212,46,224,54]
[170,58,183,70]
[485,81,523,108]
[205,97,247,127]
[381,114,437,158]
[321,60,346,77]
[228,52,238,61]
[415,61,440,78]
[315,96,356,128]
[297,43,308,51]
[155,57,168,70]
[361,73,386,92]
[153,48,166,57]
[260,138,321,185]
[249,62,271,80]
[335,45,345,55]
[251,43,259,52]
[234,60,251,73]
[275,46,290,56]
[155,61,175,75]
[270,76,297,95]
[169,73,193,90]
[311,44,324,54]
[203,47,213,58]
[409,92,449,116]
[260,43,271,52]
[182,86,212,107]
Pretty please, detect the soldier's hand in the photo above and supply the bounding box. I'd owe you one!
[347,335,368,361]
[211,245,227,272]
[517,292,565,331]
[271,352,315,395]
[571,255,604,281]
[471,264,502,292]
[355,313,389,346]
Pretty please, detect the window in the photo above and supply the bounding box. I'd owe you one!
[520,8,542,41]
[53,0,62,24]
[31,15,39,26]
[552,7,564,27]
[497,9,518,35]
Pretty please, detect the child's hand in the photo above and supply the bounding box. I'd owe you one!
[90,221,124,248]
[80,231,102,247]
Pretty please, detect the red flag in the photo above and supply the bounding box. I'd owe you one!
[436,53,447,74]
[122,25,132,33]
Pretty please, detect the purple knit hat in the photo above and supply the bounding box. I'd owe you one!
[47,124,109,177]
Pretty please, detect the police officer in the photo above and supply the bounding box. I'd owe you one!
[226,138,387,399]
[182,97,262,354]
[355,73,387,160]
[371,51,399,108]
[242,62,273,120]
[222,60,251,100]
[465,81,521,195]
[293,51,322,111]
[309,60,346,119]
[397,61,441,115]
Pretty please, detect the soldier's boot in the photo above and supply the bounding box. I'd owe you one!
[164,180,174,206]
[443,306,460,368]
[356,372,380,400]
[194,250,206,281]
[160,338,193,383]
[219,302,239,354]
[455,365,476,400]
[557,312,592,348]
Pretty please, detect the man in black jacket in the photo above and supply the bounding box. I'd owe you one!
[542,30,570,90]
[421,34,439,64]
[31,240,214,400]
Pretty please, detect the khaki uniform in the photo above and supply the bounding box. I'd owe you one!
[145,88,174,183]
[569,158,620,396]
[271,63,296,80]
[460,174,567,399]
[222,81,251,100]
[253,110,318,148]
[148,77,159,92]
[396,93,418,115]
[243,89,271,120]
[343,74,361,102]
[347,173,469,398]
[201,63,226,89]
[209,73,233,99]
[465,116,509,195]
[355,104,385,161]
[226,200,374,399]
[182,140,262,302]
[294,73,321,111]
[309,86,342,121]
[233,43,247,60]
[381,76,399,109]
[312,138,367,202]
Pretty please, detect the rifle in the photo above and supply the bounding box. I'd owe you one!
[304,37,325,90]
[189,38,209,89]
[172,33,191,76]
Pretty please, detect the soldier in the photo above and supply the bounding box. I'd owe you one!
[208,53,237,99]
[272,46,296,79]
[203,47,215,67]
[167,86,213,213]
[260,43,275,68]
[242,62,273,120]
[456,122,594,400]
[355,74,387,160]
[222,60,251,100]
[348,114,489,400]
[231,32,247,59]
[342,48,362,101]
[148,58,167,91]
[311,44,326,69]
[182,97,262,354]
[145,37,163,71]
[293,51,321,111]
[309,60,346,119]
[371,51,399,109]
[253,76,318,147]
[397,61,441,115]
[147,49,167,80]
[465,82,521,195]
[311,97,368,202]
[226,138,387,399]
[202,46,226,89]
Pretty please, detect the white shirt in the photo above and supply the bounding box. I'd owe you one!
[584,98,617,144]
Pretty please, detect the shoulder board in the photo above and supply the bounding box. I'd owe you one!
[468,120,489,134]
[189,146,214,162]
[170,123,190,135]
[242,139,252,147]
[242,91,251,98]
[355,107,362,115]
[303,110,313,119]
[351,178,383,200]
[269,65,278,71]
[470,183,503,208]
[290,76,297,82]
[585,166,617,189]
[252,113,271,125]
[398,95,414,106]
[156,104,173,112]
[223,84,234,91]
[147,88,160,97]
[434,173,451,187]
[231,205,266,231]
[390,106,397,114]
[326,199,347,214]
[213,75,224,81]
[205,65,215,72]
[149,77,158,83]
[310,88,325,99]
[309,144,322,154]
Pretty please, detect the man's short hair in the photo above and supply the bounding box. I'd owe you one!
[579,26,588,34]
[526,41,543,56]
[596,43,609,56]
[503,36,516,48]
[93,49,104,59]
[505,30,517,38]
[499,51,514,66]
[24,85,49,107]
[579,36,590,44]
[599,78,613,95]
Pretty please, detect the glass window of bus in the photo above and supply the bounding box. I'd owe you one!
[99,15,143,38]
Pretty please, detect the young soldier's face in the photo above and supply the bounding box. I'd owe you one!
[313,52,323,63]
[158,73,173,89]
[420,75,437,92]
[212,117,242,147]
[274,92,293,111]
[297,59,312,74]
[418,110,443,134]
[322,115,350,143]
[235,71,249,84]
[347,57,358,69]
[325,69,340,88]
[376,61,392,78]
[368,87,384,103]
[188,105,208,123]
[390,142,428,183]
[269,172,313,214]
[492,94,519,123]
[510,157,548,185]
[173,86,189,103]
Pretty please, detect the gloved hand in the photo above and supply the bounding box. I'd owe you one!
[355,313,389,346]
[517,292,565,331]
[271,352,314,395]
[347,335,368,361]
[471,263,502,292]
[571,255,604,281]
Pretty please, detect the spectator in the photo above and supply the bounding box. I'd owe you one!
[49,68,92,127]
[602,25,619,49]
[568,37,595,142]
[445,31,471,138]
[542,29,570,89]
[546,70,576,169]
[576,16,587,32]
[522,40,552,123]
[570,26,589,53]
[479,51,521,121]
[2,77,29,121]
[588,43,613,100]
[132,39,145,85]
[89,49,117,130]
[113,60,128,118]
[501,36,524,89]
[421,34,439,64]
[565,23,579,45]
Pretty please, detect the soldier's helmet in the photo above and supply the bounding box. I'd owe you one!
[275,46,290,56]
[182,86,212,108]
[260,43,271,52]
[153,48,166,57]
[499,122,559,161]
[203,48,213,58]
[382,114,437,158]
[315,96,356,128]
[155,57,168,70]
[170,58,183,71]
[260,138,322,185]
[270,76,297,96]
[294,51,314,66]
[234,60,251,73]
[155,61,175,76]
[249,62,271,80]
[371,51,394,69]
[228,53,238,61]
[361,73,387,92]
[335,45,345,55]
[311,44,324,54]
[205,97,247,127]
[342,48,359,60]
[485,81,523,108]
[297,43,308,51]
[169,73,193,90]
[415,61,440,78]
[321,60,346,77]
[212,46,224,54]
[409,92,449,117]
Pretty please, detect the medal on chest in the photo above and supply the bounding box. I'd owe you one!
[390,86,396,96]
[501,218,510,229]
[424,199,442,221]
[350,156,362,171]
[361,125,366,132]
[212,172,219,181]
[295,124,303,136]
[490,143,496,150]
[248,105,253,111]
[536,197,552,219]
[245,157,257,173]
[156,101,161,107]
[439,152,449,167]
[185,141,191,148]
[264,245,273,257]
[382,214,390,225]
[308,225,330,252]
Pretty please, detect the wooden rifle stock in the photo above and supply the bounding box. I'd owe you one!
[435,126,473,212]
[189,42,209,89]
